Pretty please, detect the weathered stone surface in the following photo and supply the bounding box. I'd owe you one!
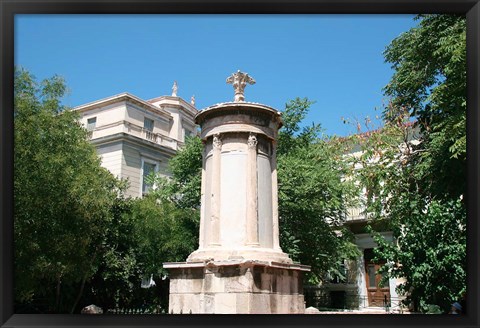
[81,304,103,314]
[165,261,308,314]
[305,306,321,314]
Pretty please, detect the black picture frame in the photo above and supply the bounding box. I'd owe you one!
[1,1,478,327]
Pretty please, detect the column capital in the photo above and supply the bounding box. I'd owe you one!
[247,132,258,149]
[213,133,222,149]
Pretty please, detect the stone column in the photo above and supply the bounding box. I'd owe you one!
[271,140,281,251]
[199,143,207,248]
[210,133,222,246]
[246,133,259,246]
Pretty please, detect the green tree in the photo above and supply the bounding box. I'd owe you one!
[383,14,466,200]
[353,14,467,313]
[83,196,198,312]
[14,68,123,313]
[277,98,359,283]
[150,136,203,210]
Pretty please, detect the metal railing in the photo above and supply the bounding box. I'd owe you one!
[105,306,165,314]
[304,290,407,313]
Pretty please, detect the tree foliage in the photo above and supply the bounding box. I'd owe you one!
[149,136,203,210]
[383,14,466,199]
[82,196,198,312]
[352,14,467,313]
[14,68,200,313]
[14,68,122,313]
[277,98,359,283]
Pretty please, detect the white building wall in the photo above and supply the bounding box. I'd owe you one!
[99,150,123,178]
[125,103,171,136]
[74,93,198,198]
[122,144,142,198]
[164,106,182,142]
[79,102,127,139]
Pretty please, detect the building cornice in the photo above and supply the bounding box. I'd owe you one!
[147,95,198,118]
[72,92,173,120]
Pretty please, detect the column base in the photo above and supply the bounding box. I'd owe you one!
[187,247,293,264]
[163,260,310,314]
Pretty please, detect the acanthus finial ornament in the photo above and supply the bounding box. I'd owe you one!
[172,81,178,97]
[247,133,258,149]
[191,95,195,106]
[213,133,222,149]
[226,70,256,102]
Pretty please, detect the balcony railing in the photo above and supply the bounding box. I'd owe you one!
[86,120,180,150]
[346,206,366,222]
[144,130,157,142]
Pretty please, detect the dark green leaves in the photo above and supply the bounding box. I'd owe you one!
[356,15,466,313]
[14,68,123,312]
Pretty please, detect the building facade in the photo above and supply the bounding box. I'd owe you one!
[73,87,198,198]
[306,128,420,312]
[306,199,406,312]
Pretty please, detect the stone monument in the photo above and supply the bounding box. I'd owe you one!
[163,71,310,314]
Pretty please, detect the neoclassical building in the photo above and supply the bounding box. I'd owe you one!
[73,83,198,198]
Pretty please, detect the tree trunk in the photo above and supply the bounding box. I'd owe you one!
[70,250,99,314]
[70,275,87,314]
[55,277,62,312]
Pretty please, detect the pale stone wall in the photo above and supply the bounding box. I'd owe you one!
[166,261,308,314]
[74,93,198,198]
[125,103,171,136]
[120,142,172,198]
[148,96,198,143]
[257,152,274,248]
[219,150,247,248]
[121,143,142,198]
[79,102,127,140]
[96,142,123,178]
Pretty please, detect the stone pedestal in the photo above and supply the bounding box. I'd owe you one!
[164,260,310,314]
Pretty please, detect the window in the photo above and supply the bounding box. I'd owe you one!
[144,117,154,132]
[87,117,97,131]
[142,160,157,196]
[144,117,156,142]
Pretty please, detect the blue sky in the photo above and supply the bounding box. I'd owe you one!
[15,14,417,136]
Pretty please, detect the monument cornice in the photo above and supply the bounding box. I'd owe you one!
[201,124,275,140]
[195,101,283,128]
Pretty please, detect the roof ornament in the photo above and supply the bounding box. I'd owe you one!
[172,81,178,97]
[191,95,196,106]
[226,70,255,102]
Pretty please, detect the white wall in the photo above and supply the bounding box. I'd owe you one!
[125,103,171,136]
[96,143,123,178]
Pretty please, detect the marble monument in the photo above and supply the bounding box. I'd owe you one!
[163,71,310,314]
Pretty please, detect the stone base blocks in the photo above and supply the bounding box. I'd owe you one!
[164,260,310,314]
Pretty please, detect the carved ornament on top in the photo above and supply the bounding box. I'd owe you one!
[226,70,256,102]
